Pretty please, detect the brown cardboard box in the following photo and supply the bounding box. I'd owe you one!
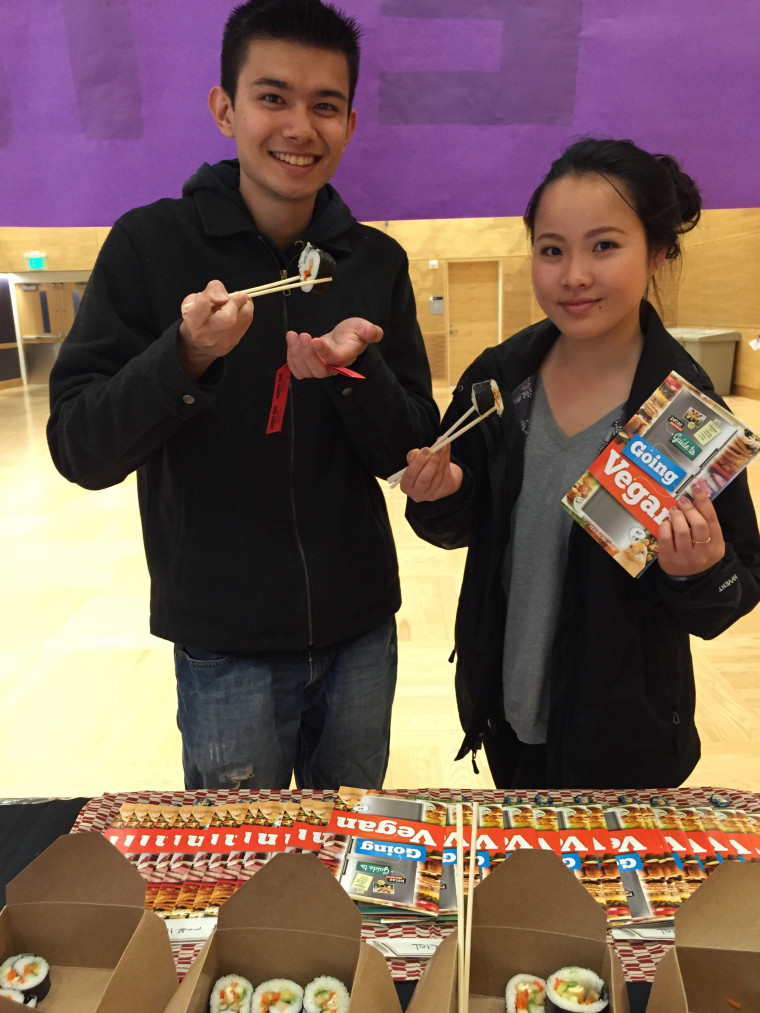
[407,849,629,1013]
[646,858,760,1013]
[164,850,402,1013]
[0,831,178,1013]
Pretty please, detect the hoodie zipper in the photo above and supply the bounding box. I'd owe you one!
[260,237,315,646]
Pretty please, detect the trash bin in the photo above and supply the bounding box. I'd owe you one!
[667,327,740,396]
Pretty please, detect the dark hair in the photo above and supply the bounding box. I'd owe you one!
[221,0,361,109]
[524,137,701,261]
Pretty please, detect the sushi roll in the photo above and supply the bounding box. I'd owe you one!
[0,989,36,1006]
[303,976,350,1012]
[0,956,49,1004]
[545,968,608,1013]
[298,243,336,294]
[209,974,254,1012]
[470,379,504,417]
[506,974,546,1013]
[251,979,304,1012]
[0,990,27,1005]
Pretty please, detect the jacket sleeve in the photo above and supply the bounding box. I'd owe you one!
[47,222,222,490]
[655,468,760,638]
[321,253,439,478]
[404,358,499,550]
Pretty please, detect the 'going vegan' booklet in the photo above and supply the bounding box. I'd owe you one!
[562,371,760,577]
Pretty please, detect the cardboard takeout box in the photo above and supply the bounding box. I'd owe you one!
[164,850,402,1013]
[0,831,178,1013]
[646,858,760,1013]
[407,848,629,1013]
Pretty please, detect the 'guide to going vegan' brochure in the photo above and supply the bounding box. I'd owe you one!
[320,788,447,919]
[562,371,760,577]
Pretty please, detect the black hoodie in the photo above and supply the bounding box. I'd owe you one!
[48,160,439,651]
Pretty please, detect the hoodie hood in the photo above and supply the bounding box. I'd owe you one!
[181,159,356,253]
[182,158,243,201]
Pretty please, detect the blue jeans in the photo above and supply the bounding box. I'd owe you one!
[174,619,397,791]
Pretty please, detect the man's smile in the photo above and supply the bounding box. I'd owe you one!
[271,152,320,166]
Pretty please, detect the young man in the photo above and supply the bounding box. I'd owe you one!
[47,0,438,791]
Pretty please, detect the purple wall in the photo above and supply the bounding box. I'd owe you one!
[2,0,759,226]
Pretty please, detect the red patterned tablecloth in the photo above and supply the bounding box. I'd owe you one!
[71,786,760,983]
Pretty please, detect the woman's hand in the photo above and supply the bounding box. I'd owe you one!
[658,478,725,577]
[400,444,463,501]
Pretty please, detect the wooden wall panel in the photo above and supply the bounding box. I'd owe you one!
[678,210,760,327]
[500,255,533,340]
[447,260,499,385]
[408,259,446,384]
[1,209,758,394]
[366,216,530,260]
[0,227,101,272]
[95,227,112,251]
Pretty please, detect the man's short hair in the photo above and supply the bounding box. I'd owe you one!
[221,0,362,109]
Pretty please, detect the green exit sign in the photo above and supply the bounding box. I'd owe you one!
[24,251,47,270]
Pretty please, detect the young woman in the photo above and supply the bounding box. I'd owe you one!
[403,138,760,789]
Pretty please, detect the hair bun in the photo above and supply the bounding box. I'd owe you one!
[656,154,702,233]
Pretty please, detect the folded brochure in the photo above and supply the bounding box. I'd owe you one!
[562,371,760,577]
[320,788,446,918]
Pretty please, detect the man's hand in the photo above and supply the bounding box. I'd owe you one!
[658,479,726,577]
[286,317,383,379]
[178,281,254,380]
[400,444,463,501]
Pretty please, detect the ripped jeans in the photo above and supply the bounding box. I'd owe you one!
[174,619,397,791]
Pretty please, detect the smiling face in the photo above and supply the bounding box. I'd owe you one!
[209,38,356,245]
[530,173,665,349]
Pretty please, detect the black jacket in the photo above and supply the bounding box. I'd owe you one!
[48,160,438,651]
[406,303,760,788]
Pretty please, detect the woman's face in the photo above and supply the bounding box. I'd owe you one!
[530,173,665,347]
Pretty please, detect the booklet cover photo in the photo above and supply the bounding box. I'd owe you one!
[562,371,760,577]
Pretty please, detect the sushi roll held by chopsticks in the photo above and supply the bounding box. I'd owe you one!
[238,243,336,299]
[181,244,335,315]
[297,243,337,294]
[386,378,504,488]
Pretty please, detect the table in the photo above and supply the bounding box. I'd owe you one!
[3,786,758,1012]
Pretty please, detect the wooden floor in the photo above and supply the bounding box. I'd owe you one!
[2,383,759,798]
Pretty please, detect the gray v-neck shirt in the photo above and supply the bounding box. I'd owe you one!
[502,378,620,744]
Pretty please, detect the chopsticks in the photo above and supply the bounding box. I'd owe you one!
[456,801,479,1013]
[465,802,479,1006]
[456,803,465,1013]
[385,405,498,488]
[181,275,332,313]
[241,275,332,298]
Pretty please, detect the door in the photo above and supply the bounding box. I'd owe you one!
[446,260,500,386]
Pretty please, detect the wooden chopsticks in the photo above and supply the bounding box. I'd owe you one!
[456,803,465,1013]
[181,275,331,313]
[456,801,479,1013]
[240,275,332,298]
[386,406,498,488]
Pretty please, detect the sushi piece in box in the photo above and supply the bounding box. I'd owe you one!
[0,831,177,1013]
[406,849,629,1013]
[646,858,760,1013]
[164,850,402,1013]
